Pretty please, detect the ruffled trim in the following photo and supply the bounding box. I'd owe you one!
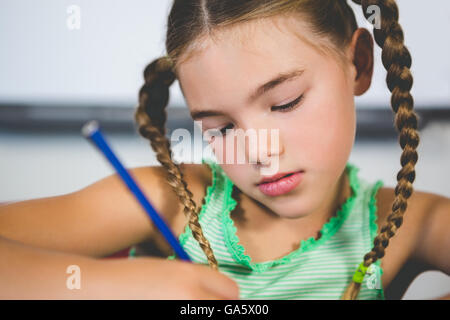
[368,179,385,300]
[368,180,384,244]
[167,158,219,260]
[222,162,361,273]
[128,246,136,259]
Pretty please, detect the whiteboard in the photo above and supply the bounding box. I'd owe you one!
[0,0,448,108]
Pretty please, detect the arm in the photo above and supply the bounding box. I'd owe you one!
[0,235,239,299]
[414,193,450,299]
[415,194,450,275]
[435,293,450,300]
[0,163,240,299]
[0,235,106,299]
[0,165,184,258]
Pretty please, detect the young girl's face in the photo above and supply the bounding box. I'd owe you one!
[177,15,363,220]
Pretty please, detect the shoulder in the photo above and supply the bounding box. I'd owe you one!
[130,162,213,254]
[374,186,439,226]
[174,161,213,223]
[129,162,212,222]
[179,162,213,189]
[373,186,446,292]
[374,186,443,239]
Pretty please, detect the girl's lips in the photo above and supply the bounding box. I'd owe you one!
[257,171,304,197]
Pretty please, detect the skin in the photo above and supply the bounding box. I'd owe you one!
[172,15,450,299]
[177,15,369,250]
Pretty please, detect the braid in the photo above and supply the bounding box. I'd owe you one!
[342,0,420,299]
[134,56,219,270]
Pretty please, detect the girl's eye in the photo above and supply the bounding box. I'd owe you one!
[271,94,304,112]
[204,124,234,140]
[215,94,304,137]
[218,123,234,136]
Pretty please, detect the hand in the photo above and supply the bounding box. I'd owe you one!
[95,256,240,300]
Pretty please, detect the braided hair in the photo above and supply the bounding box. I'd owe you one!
[341,0,419,299]
[134,56,219,270]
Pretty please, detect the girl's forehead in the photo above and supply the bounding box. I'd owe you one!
[176,16,335,111]
[176,16,326,89]
[178,14,322,72]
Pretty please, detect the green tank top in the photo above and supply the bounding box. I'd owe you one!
[129,157,385,300]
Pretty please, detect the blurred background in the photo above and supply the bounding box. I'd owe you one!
[0,0,449,299]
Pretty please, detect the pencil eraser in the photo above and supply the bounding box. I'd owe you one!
[81,120,100,138]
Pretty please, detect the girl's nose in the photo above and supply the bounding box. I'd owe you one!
[243,125,284,166]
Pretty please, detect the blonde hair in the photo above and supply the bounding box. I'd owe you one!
[134,0,419,300]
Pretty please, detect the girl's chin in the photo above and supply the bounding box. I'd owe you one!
[262,201,313,220]
[274,211,312,220]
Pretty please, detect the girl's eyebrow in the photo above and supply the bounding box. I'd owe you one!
[190,68,305,120]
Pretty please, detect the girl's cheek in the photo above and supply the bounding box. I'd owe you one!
[208,137,227,162]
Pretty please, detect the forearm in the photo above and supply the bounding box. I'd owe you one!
[434,293,450,300]
[0,235,123,299]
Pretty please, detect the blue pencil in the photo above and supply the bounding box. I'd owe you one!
[81,120,191,262]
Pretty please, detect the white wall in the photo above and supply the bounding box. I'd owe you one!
[0,0,449,108]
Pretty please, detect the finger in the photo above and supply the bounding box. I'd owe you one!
[199,268,240,299]
[194,288,234,300]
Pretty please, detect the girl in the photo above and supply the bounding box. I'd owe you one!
[1,0,449,300]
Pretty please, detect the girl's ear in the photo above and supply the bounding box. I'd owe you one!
[349,28,374,96]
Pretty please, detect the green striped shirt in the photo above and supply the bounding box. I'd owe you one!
[130,157,385,300]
